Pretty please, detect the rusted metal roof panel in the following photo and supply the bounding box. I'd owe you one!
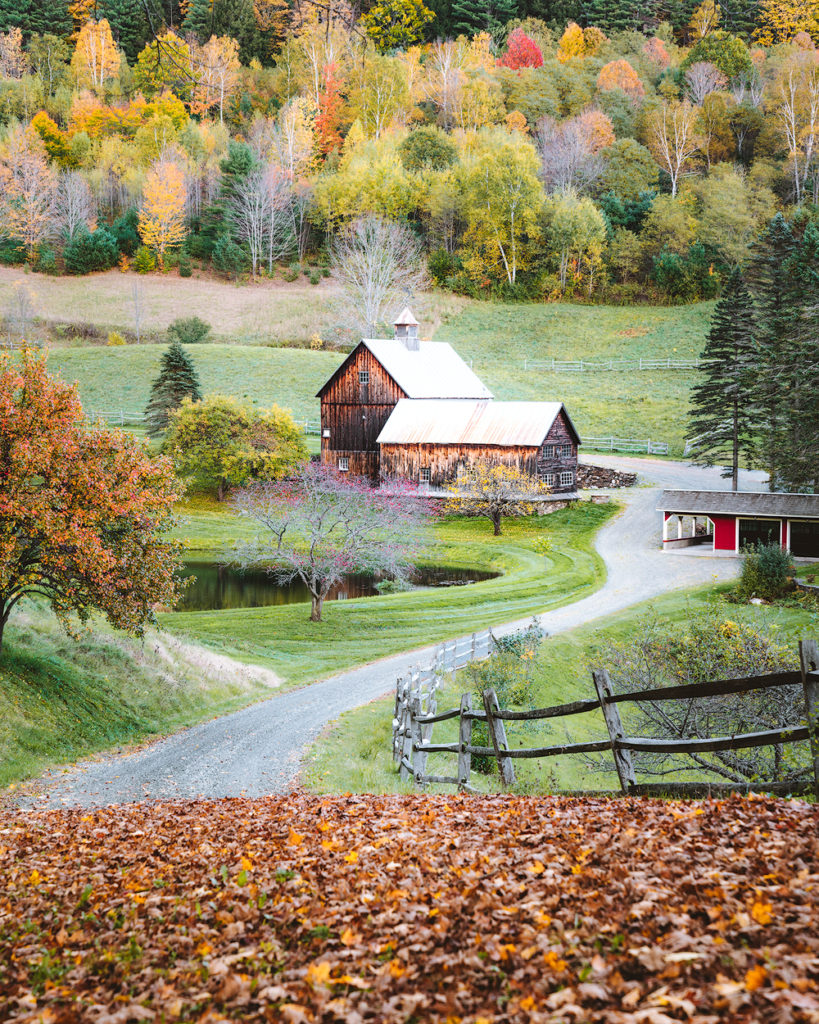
[376,400,566,447]
[657,489,819,519]
[362,340,493,400]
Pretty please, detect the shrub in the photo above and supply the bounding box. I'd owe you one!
[34,247,58,275]
[107,331,126,346]
[428,248,458,285]
[212,235,248,278]
[736,543,794,602]
[308,269,320,285]
[321,266,331,277]
[133,246,156,274]
[178,248,192,278]
[63,228,119,275]
[167,316,211,345]
[283,261,301,282]
[0,238,26,266]
[309,332,323,350]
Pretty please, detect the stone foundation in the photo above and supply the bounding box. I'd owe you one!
[577,464,638,489]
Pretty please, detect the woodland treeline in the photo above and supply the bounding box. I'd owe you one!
[1,0,819,301]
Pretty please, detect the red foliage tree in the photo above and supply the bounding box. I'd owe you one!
[497,28,543,70]
[315,62,344,156]
[0,350,183,654]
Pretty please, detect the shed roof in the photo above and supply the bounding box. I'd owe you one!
[377,399,575,447]
[658,489,819,519]
[316,339,493,400]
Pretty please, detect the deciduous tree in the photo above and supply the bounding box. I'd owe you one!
[192,34,240,122]
[0,127,57,258]
[0,349,182,656]
[497,28,543,70]
[166,394,308,501]
[754,0,819,43]
[55,169,97,241]
[234,463,434,621]
[445,461,550,536]
[71,18,121,91]
[138,159,187,264]
[362,0,435,53]
[645,99,702,196]
[597,59,645,103]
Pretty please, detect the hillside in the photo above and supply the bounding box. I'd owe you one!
[42,296,712,452]
[2,794,816,1022]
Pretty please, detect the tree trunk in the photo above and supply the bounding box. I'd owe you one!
[217,479,227,502]
[0,603,7,657]
[310,594,323,622]
[732,396,739,492]
[492,510,502,536]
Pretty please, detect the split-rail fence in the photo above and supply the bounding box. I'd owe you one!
[392,637,819,799]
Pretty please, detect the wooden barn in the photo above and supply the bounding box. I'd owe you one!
[377,399,580,496]
[317,309,579,495]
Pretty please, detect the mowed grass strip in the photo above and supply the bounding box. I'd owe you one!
[163,502,615,686]
[304,583,817,796]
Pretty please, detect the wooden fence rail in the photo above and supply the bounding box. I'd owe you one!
[392,638,819,799]
[583,436,670,455]
[523,357,700,373]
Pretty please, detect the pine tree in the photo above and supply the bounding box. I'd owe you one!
[28,0,73,38]
[144,338,202,438]
[0,0,31,33]
[583,0,643,32]
[688,268,756,491]
[450,0,519,39]
[98,0,147,63]
[184,0,215,43]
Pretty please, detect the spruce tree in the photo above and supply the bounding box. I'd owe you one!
[450,0,519,39]
[144,339,202,438]
[98,0,148,63]
[688,268,756,491]
[744,213,797,490]
[183,0,214,43]
[583,0,643,32]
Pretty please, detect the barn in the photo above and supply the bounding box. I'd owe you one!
[316,310,579,495]
[658,490,819,558]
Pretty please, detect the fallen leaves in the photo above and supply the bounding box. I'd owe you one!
[0,794,817,1022]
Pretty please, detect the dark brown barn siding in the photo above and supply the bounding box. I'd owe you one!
[536,410,578,489]
[320,346,406,479]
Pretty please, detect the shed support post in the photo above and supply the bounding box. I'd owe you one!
[677,516,684,540]
[483,687,516,788]
[458,693,473,790]
[799,639,819,802]
[592,669,636,793]
[662,514,669,544]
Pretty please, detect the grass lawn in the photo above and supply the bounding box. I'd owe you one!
[161,498,616,686]
[37,292,713,453]
[0,606,281,789]
[303,583,818,796]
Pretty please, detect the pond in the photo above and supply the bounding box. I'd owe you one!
[175,560,499,612]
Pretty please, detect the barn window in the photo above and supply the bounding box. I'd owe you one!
[420,467,430,483]
[358,370,369,385]
[543,473,555,487]
[338,458,349,471]
[322,427,330,438]
[543,444,555,457]
[558,444,572,458]
[560,471,573,487]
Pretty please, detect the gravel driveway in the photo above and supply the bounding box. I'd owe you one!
[30,457,767,807]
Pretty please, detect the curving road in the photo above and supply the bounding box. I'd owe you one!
[30,456,767,808]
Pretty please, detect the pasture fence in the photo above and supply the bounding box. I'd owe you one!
[522,356,700,373]
[392,638,819,800]
[85,409,145,426]
[583,436,669,455]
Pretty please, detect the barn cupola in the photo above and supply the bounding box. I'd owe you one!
[394,307,420,351]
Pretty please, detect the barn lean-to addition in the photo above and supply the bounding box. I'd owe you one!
[316,309,579,496]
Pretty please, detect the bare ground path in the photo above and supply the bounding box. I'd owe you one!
[28,457,766,808]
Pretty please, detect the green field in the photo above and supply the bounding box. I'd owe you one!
[42,294,713,453]
[163,498,615,686]
[304,585,818,796]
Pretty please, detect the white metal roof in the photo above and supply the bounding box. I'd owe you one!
[362,339,493,400]
[658,489,819,519]
[394,306,419,326]
[377,399,567,447]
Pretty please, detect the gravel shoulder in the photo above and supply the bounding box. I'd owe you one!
[27,457,767,808]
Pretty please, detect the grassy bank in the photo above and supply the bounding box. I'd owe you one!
[0,606,281,789]
[303,583,818,796]
[33,290,712,453]
[162,498,616,686]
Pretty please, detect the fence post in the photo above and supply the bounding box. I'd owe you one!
[410,696,426,786]
[799,639,819,802]
[482,687,515,788]
[392,678,403,763]
[592,669,636,793]
[458,693,473,789]
[399,681,416,782]
[471,632,477,661]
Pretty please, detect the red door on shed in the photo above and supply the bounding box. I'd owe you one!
[711,515,736,552]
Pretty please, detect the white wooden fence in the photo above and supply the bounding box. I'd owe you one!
[522,357,700,373]
[583,436,669,455]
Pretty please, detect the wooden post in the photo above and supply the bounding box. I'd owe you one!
[399,691,415,783]
[592,669,636,793]
[471,632,477,661]
[799,639,819,802]
[483,688,515,788]
[410,697,426,786]
[458,693,473,789]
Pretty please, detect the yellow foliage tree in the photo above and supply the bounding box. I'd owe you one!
[138,160,187,264]
[754,0,819,44]
[578,109,615,152]
[71,19,121,91]
[192,35,241,122]
[557,21,585,62]
[505,110,529,133]
[444,460,550,535]
[689,0,721,39]
[582,26,607,55]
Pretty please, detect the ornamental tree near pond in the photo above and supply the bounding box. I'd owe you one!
[0,350,183,656]
[233,464,436,622]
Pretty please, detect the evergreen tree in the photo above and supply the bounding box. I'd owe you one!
[144,338,202,438]
[688,268,756,491]
[0,0,32,33]
[745,213,798,490]
[183,0,214,43]
[450,0,519,39]
[583,0,643,32]
[99,0,148,63]
[0,0,72,37]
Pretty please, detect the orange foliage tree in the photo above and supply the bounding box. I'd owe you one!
[597,59,645,102]
[0,350,183,656]
[71,19,121,91]
[315,62,344,155]
[577,109,615,152]
[138,159,188,263]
